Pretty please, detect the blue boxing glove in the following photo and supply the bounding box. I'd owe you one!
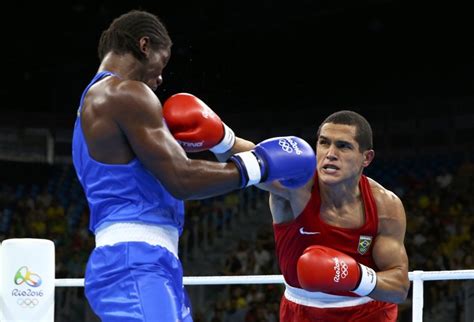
[230,136,316,189]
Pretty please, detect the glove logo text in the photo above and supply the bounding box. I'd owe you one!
[179,140,204,148]
[332,257,349,283]
[279,138,302,155]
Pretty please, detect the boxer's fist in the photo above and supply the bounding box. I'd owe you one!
[230,136,316,188]
[297,245,377,296]
[163,93,235,153]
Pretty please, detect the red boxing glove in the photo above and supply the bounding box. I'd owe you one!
[163,93,235,153]
[297,245,377,296]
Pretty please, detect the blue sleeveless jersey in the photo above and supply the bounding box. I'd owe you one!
[72,71,185,235]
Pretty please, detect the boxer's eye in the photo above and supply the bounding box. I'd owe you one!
[336,142,352,150]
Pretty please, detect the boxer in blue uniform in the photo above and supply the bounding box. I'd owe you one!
[72,9,316,322]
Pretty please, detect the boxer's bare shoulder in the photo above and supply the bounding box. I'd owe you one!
[367,177,405,224]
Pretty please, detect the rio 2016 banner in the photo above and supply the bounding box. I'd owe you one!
[0,239,55,322]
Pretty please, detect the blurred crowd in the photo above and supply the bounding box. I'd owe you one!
[0,152,473,321]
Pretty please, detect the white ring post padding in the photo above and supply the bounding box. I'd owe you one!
[0,238,55,322]
[411,270,424,322]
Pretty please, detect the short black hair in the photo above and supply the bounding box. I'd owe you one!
[317,110,373,151]
[98,9,172,62]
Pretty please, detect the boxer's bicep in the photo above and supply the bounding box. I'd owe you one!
[214,137,255,162]
[373,191,408,271]
[370,191,410,302]
[372,228,409,278]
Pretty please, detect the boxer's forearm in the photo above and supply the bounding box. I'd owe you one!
[369,267,410,303]
[214,137,255,162]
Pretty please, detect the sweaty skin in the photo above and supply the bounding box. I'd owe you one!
[80,44,241,200]
[217,123,410,303]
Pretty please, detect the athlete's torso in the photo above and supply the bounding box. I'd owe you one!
[273,174,378,295]
[72,71,184,234]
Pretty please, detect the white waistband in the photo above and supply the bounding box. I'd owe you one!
[95,222,179,258]
[284,283,373,308]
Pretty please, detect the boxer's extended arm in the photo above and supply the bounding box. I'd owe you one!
[214,137,253,163]
[230,136,316,189]
[114,82,241,200]
[163,93,316,191]
[221,137,308,224]
[369,188,410,303]
[114,84,314,200]
[214,138,292,195]
[214,135,314,225]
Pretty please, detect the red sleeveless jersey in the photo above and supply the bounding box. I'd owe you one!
[273,174,378,296]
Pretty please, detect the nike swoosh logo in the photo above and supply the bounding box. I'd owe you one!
[299,227,320,235]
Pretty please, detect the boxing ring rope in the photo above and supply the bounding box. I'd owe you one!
[55,269,474,322]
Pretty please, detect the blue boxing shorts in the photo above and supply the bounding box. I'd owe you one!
[84,242,192,322]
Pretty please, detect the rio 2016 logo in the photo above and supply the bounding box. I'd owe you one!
[278,138,303,155]
[17,298,39,308]
[14,266,42,288]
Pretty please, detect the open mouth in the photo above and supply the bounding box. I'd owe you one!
[322,164,340,173]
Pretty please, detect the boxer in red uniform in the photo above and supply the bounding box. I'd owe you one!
[165,107,409,321]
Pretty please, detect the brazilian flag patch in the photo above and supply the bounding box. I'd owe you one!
[358,235,373,255]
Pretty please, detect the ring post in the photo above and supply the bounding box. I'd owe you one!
[0,238,55,322]
[411,270,424,322]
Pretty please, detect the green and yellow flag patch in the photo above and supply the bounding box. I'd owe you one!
[358,235,373,255]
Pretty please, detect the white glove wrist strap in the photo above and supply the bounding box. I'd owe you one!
[210,123,235,154]
[234,151,261,186]
[353,264,377,296]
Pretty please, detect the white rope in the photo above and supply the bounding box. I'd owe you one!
[54,275,284,288]
[408,269,474,281]
[184,274,285,285]
[55,278,84,287]
[55,269,474,287]
[54,270,474,322]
